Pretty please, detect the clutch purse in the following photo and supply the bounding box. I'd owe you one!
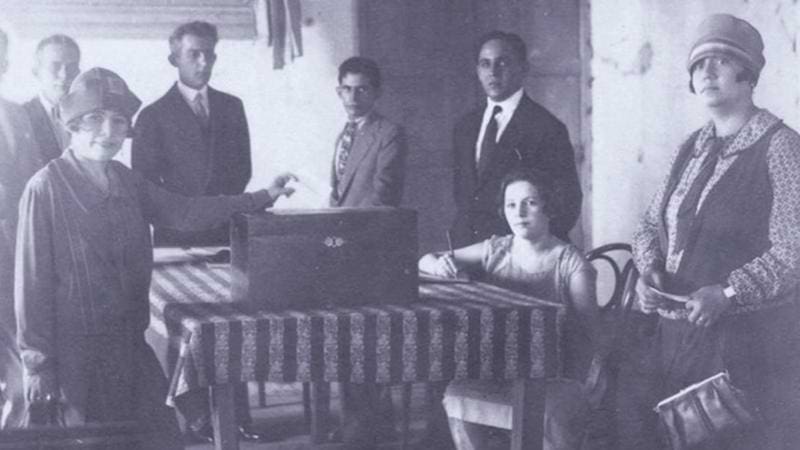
[654,371,759,450]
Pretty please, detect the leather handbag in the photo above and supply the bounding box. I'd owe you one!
[654,371,759,450]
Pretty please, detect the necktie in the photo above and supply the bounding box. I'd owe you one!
[674,136,726,253]
[336,121,358,182]
[192,93,208,125]
[478,105,502,177]
[51,106,67,150]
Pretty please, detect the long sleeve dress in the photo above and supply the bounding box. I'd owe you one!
[630,109,800,450]
[14,149,272,449]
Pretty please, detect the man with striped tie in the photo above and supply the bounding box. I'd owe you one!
[328,56,407,448]
[329,56,407,208]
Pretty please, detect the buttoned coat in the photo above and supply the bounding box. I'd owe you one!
[132,84,252,245]
[451,95,582,246]
[22,97,65,166]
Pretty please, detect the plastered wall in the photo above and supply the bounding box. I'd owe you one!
[590,0,800,247]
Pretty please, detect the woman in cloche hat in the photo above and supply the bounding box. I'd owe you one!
[14,67,295,449]
[631,14,800,450]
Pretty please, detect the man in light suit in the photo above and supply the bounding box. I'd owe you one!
[132,20,252,248]
[328,57,407,448]
[329,56,406,207]
[131,21,260,444]
[0,27,43,429]
[451,30,582,246]
[23,34,80,166]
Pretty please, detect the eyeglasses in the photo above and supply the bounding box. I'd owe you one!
[336,85,373,96]
[78,111,129,133]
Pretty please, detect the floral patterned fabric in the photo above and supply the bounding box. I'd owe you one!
[633,109,800,316]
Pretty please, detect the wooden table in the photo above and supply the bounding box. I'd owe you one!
[148,262,564,450]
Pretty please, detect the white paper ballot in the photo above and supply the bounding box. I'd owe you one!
[275,170,331,208]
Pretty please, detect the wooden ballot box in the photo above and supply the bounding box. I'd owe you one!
[230,208,418,310]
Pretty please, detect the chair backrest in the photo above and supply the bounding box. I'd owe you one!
[0,421,141,449]
[585,243,634,311]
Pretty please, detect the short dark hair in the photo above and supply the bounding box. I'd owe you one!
[338,57,382,89]
[496,168,560,220]
[169,21,218,55]
[688,57,758,93]
[35,34,80,60]
[475,30,528,65]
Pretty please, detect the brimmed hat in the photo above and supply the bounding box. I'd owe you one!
[59,67,141,125]
[687,14,764,77]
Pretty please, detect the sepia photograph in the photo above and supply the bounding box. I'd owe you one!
[0,1,799,449]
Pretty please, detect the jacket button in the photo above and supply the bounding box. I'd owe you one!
[473,196,479,201]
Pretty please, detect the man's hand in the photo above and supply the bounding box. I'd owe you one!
[267,172,298,201]
[686,284,731,327]
[635,268,666,314]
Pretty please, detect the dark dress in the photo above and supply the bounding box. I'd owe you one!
[15,149,269,449]
[631,110,800,450]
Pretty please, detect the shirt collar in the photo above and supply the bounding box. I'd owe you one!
[693,109,781,157]
[485,88,524,117]
[39,94,58,116]
[176,79,209,104]
[60,149,132,209]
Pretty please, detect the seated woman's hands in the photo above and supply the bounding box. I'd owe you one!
[418,253,460,278]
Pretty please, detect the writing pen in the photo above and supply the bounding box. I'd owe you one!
[446,230,455,259]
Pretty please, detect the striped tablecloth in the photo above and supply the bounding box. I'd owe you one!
[148,262,564,402]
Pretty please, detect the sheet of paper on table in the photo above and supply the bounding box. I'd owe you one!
[153,246,229,265]
[418,271,471,284]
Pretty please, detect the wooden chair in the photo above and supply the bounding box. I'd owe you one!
[584,243,641,449]
[397,244,638,450]
[0,421,141,449]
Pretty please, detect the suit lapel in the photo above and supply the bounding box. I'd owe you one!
[475,96,530,190]
[336,113,378,200]
[460,107,483,191]
[166,84,214,192]
[28,99,61,162]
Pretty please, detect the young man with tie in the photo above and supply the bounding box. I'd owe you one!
[451,30,582,246]
[23,34,80,166]
[131,21,261,444]
[328,56,407,448]
[132,20,252,248]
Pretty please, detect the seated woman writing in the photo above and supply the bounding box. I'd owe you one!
[419,168,598,450]
[14,68,295,449]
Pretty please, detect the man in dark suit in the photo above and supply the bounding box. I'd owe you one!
[451,30,582,246]
[0,27,43,429]
[329,57,406,207]
[23,34,80,166]
[328,57,406,448]
[131,21,260,443]
[132,20,251,247]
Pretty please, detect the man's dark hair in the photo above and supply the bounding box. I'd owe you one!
[338,57,382,89]
[496,167,560,220]
[169,21,218,55]
[475,30,528,65]
[35,34,81,60]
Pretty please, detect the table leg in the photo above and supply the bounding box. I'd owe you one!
[210,384,239,450]
[510,378,546,450]
[310,382,331,444]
